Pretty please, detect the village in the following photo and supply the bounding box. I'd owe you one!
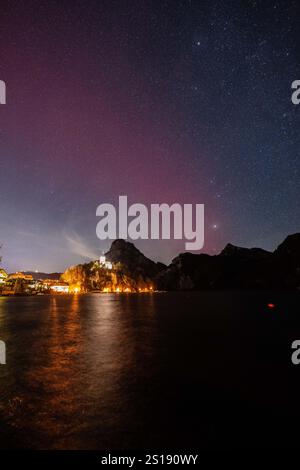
[0,252,154,295]
[0,268,71,295]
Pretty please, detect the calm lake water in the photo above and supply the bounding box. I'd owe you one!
[0,291,300,449]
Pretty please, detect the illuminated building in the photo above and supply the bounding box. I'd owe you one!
[0,269,8,284]
[8,272,33,281]
[49,282,69,293]
[42,279,70,293]
[99,255,113,270]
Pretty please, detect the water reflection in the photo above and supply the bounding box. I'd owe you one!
[0,294,161,448]
[0,292,298,449]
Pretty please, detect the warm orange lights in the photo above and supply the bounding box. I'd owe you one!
[69,284,82,294]
[138,286,153,293]
[101,285,154,293]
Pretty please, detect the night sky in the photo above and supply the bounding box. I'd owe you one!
[0,0,299,272]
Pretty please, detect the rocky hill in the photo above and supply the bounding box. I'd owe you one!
[61,234,300,292]
[156,233,300,290]
[105,239,166,279]
[62,239,165,292]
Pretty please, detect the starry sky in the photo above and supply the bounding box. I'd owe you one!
[0,0,299,272]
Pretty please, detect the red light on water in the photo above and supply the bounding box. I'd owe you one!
[267,303,275,309]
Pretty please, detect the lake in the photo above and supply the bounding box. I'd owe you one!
[0,291,300,449]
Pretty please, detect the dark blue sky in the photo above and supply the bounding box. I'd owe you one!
[0,0,299,272]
